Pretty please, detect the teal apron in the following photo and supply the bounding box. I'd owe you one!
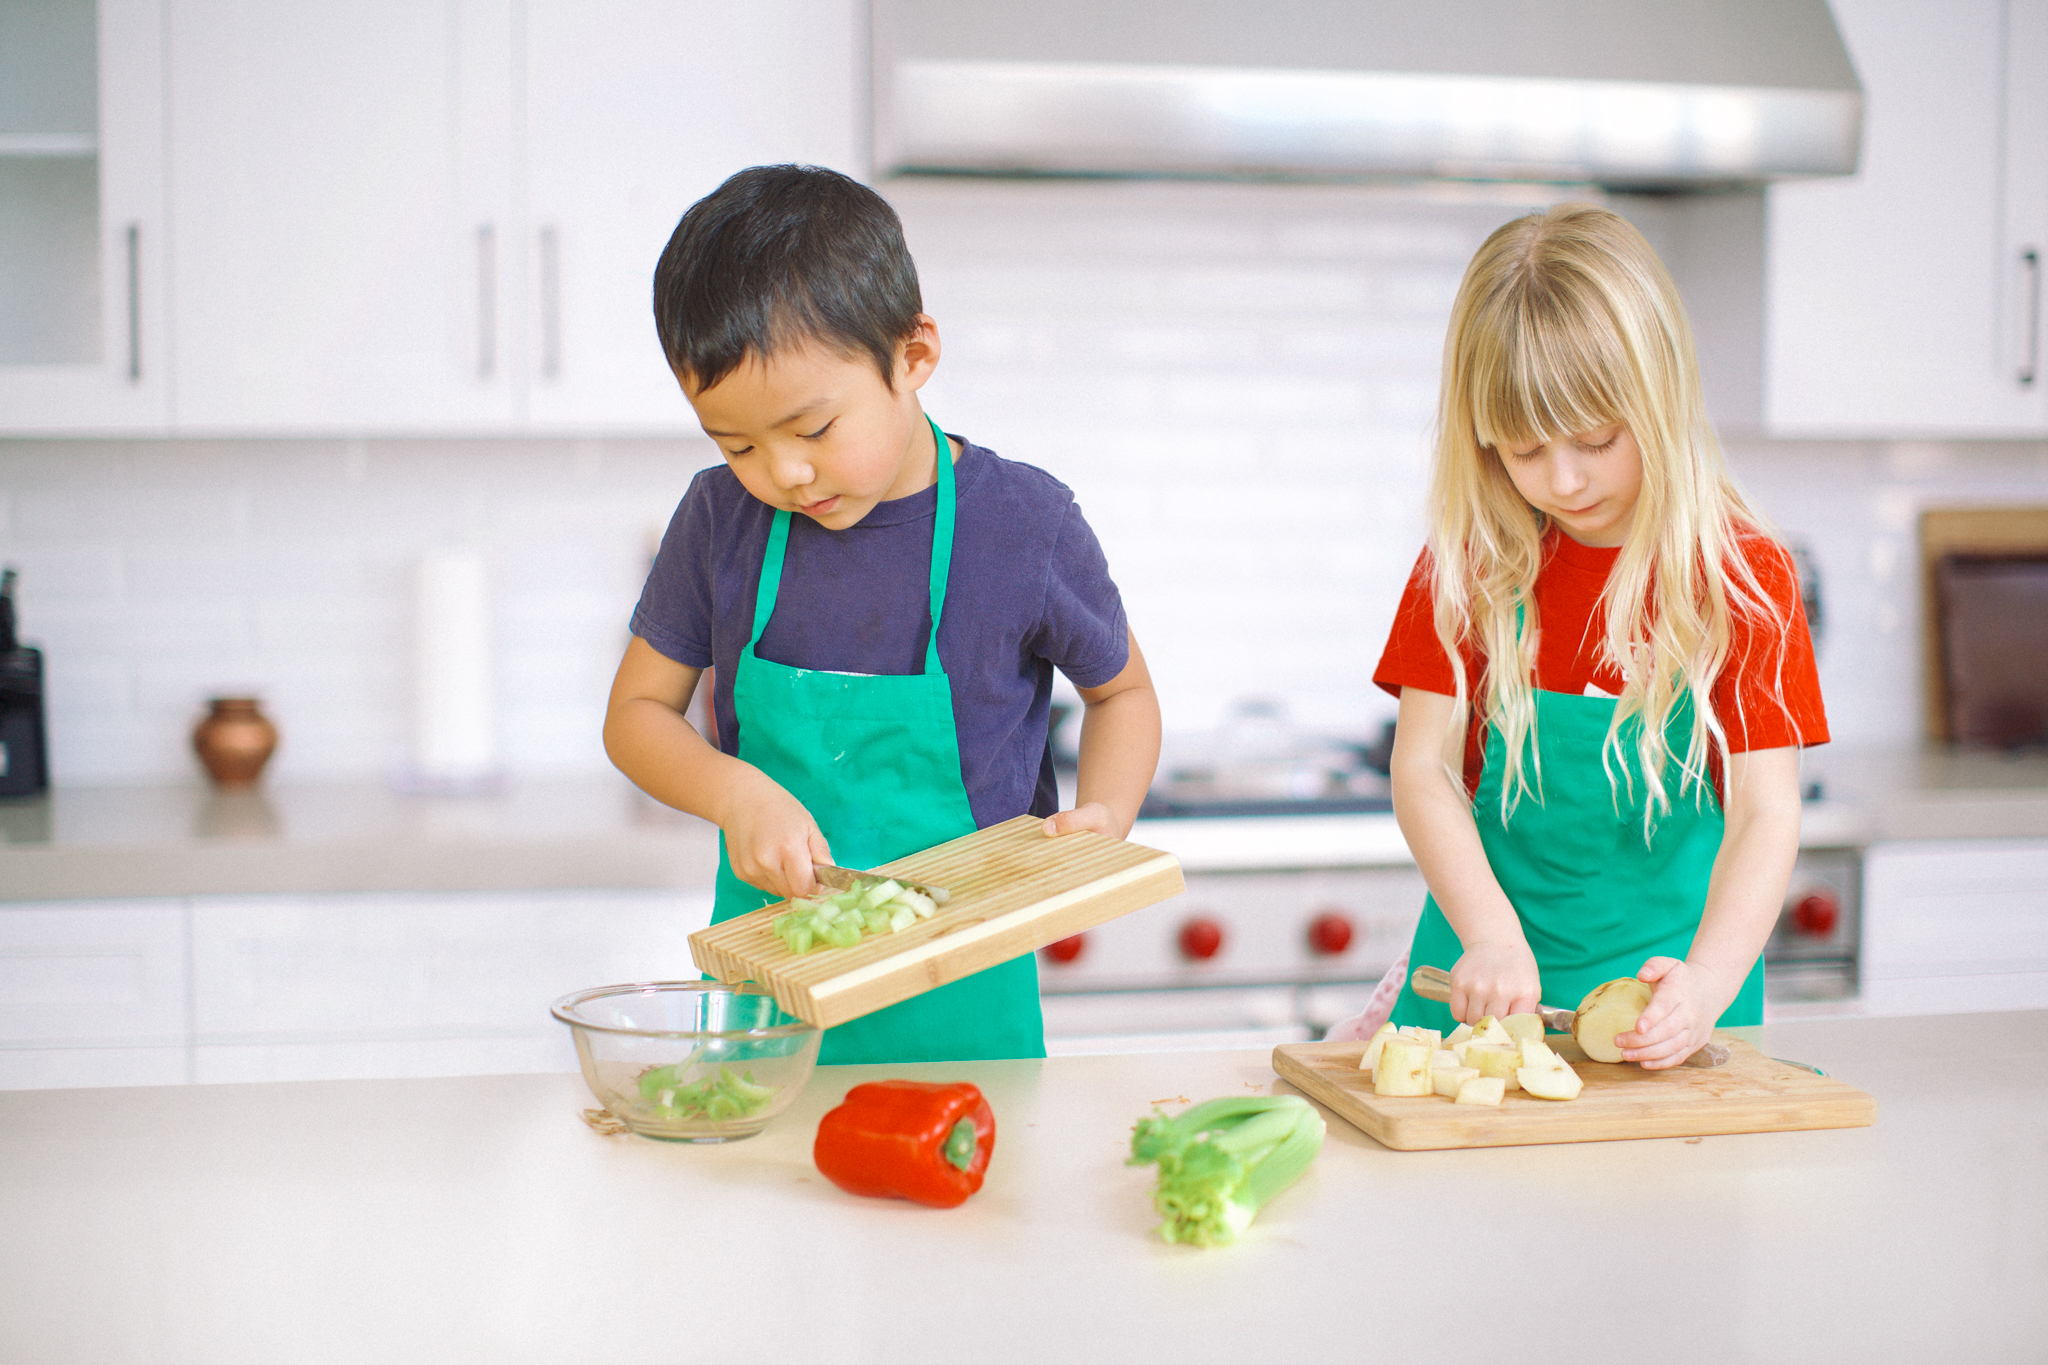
[1389,684,1764,1034]
[709,416,1045,1065]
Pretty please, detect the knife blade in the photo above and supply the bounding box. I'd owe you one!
[1409,965,1728,1068]
[812,863,952,907]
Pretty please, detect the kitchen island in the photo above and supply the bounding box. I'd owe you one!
[1,1011,2040,1364]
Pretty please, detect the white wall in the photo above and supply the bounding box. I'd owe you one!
[2,178,2043,786]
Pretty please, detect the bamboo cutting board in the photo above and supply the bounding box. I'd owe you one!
[689,815,1184,1029]
[1273,1035,1875,1150]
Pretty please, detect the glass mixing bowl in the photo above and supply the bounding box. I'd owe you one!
[551,981,821,1142]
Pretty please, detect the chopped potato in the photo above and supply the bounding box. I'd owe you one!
[1432,1065,1480,1097]
[1454,1076,1506,1106]
[1465,1042,1522,1091]
[1375,1039,1434,1096]
[1518,1063,1584,1100]
[1359,1023,1399,1073]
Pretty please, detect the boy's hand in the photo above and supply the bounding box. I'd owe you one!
[720,776,834,902]
[1448,939,1542,1023]
[1618,957,1725,1069]
[1042,802,1117,838]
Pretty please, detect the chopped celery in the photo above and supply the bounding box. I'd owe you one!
[636,1063,779,1122]
[770,871,948,955]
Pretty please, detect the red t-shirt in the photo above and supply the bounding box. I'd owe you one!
[1373,528,1829,797]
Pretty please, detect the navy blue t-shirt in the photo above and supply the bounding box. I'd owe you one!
[629,435,1130,828]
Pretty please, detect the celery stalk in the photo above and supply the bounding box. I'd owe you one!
[1127,1094,1325,1247]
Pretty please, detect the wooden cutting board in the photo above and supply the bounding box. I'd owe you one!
[689,815,1184,1029]
[1272,1035,1876,1150]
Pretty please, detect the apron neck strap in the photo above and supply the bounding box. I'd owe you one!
[746,414,957,678]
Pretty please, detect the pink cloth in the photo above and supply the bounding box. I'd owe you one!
[1323,950,1409,1042]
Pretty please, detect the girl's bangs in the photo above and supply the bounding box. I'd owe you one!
[1470,300,1625,452]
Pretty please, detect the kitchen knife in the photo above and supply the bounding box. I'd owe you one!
[812,863,952,906]
[1410,965,1729,1068]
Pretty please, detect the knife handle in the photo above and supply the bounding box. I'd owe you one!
[1410,965,1453,1002]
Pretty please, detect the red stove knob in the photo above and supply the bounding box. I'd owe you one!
[1178,917,1225,961]
[1042,933,1087,965]
[1307,911,1354,956]
[1792,891,1840,937]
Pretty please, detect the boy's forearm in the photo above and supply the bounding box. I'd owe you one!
[604,695,769,829]
[1073,684,1161,838]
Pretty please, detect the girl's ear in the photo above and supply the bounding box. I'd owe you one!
[896,314,942,391]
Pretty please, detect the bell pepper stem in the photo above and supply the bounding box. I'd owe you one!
[942,1116,979,1171]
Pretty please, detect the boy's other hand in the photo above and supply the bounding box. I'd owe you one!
[1042,802,1117,839]
[721,778,834,901]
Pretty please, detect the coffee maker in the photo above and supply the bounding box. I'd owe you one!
[0,568,48,796]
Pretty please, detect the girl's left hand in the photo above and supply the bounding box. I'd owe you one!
[1043,802,1117,837]
[1616,957,1727,1069]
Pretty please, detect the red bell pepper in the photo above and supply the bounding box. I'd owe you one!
[812,1080,995,1208]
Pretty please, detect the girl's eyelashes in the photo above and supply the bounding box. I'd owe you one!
[799,419,836,440]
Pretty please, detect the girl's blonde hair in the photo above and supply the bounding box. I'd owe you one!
[1426,203,1792,833]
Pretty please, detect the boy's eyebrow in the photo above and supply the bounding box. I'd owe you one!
[700,398,831,438]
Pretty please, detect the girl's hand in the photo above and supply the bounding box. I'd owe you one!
[1449,940,1543,1024]
[1618,957,1727,1069]
[1042,802,1117,838]
[720,777,834,901]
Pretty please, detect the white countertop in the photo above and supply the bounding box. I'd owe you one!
[2,742,2043,900]
[1,1011,2041,1363]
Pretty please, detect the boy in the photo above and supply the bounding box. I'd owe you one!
[603,165,1161,1065]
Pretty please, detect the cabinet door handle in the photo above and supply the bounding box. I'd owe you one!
[477,223,498,382]
[125,222,141,383]
[2021,246,2040,387]
[538,225,561,382]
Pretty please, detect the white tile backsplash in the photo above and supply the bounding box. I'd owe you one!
[3,177,2045,785]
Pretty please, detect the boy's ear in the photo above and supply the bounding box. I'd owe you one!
[895,314,942,391]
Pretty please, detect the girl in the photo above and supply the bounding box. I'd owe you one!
[1331,204,1826,1068]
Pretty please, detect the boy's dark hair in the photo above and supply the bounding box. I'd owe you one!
[653,165,923,392]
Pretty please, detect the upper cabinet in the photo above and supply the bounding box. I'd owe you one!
[164,0,863,436]
[523,0,863,432]
[1766,0,2048,435]
[0,0,171,433]
[167,0,524,433]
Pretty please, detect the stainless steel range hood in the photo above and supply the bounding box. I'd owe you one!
[874,0,1862,189]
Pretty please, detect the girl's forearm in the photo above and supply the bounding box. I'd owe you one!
[1390,689,1526,954]
[1074,684,1161,838]
[1395,764,1525,950]
[1687,749,1803,1012]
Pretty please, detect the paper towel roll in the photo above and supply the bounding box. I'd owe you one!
[414,549,497,785]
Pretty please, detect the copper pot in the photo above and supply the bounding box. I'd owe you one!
[192,697,278,788]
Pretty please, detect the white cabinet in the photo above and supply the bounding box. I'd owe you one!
[184,888,708,1083]
[166,0,523,432]
[0,889,711,1090]
[0,0,171,433]
[159,0,864,436]
[523,0,865,432]
[1766,0,2048,435]
[0,899,189,1089]
[1861,840,2048,1015]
